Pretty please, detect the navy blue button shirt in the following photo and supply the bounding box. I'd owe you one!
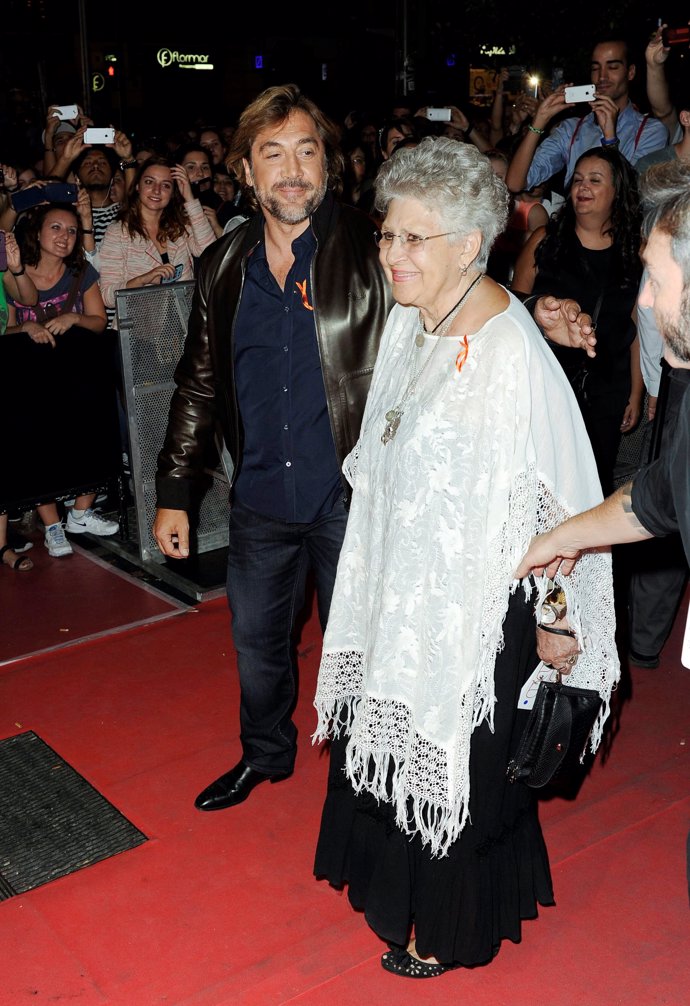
[232,225,342,523]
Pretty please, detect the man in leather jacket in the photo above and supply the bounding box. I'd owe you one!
[153,85,392,811]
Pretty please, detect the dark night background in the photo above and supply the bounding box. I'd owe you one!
[0,1,686,157]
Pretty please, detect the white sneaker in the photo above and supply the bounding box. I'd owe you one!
[44,523,74,557]
[66,508,119,536]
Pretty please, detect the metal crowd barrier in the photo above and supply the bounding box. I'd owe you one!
[116,282,231,564]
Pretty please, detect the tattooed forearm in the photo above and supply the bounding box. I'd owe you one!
[618,482,651,538]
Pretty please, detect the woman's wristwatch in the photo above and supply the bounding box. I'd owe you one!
[539,586,567,625]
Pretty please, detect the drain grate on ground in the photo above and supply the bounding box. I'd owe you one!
[0,731,147,899]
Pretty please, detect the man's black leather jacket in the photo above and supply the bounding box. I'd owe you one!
[155,192,393,511]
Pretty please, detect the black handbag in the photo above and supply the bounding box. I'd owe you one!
[506,674,602,788]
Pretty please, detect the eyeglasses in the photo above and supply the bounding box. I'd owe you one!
[374,230,459,252]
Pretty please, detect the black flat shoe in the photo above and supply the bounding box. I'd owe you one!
[381,947,451,979]
[194,760,289,811]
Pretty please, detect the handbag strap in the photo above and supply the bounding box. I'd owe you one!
[60,265,86,316]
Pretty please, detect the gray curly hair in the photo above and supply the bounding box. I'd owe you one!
[375,137,510,272]
[641,160,690,287]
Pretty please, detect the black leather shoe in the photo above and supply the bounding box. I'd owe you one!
[194,760,288,811]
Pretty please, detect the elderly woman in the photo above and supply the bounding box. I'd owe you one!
[313,139,620,976]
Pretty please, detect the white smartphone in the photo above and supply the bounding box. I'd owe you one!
[53,104,79,121]
[564,84,595,104]
[426,107,452,122]
[84,127,115,144]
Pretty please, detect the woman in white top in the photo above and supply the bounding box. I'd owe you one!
[313,138,620,978]
[98,156,216,320]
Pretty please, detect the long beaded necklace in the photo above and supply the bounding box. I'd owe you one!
[381,274,483,445]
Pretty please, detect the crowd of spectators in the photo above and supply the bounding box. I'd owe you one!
[0,21,687,630]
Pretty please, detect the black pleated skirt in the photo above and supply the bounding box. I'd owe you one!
[314,591,555,967]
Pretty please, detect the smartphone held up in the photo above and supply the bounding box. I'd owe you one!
[84,127,115,145]
[564,84,595,104]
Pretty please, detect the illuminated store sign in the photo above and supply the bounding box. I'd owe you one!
[479,45,516,57]
[157,49,214,70]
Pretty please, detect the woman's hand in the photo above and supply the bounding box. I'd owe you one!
[536,623,580,675]
[532,85,571,130]
[170,164,193,202]
[1,164,18,191]
[447,105,470,132]
[4,230,23,272]
[132,264,177,287]
[203,206,223,238]
[620,398,641,433]
[76,185,93,229]
[510,93,538,130]
[44,313,78,336]
[22,320,56,348]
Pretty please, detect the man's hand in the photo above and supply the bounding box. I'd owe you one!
[647,395,658,423]
[646,24,670,66]
[153,508,190,558]
[515,530,582,580]
[111,129,133,160]
[590,94,619,140]
[60,126,88,165]
[45,107,61,139]
[534,296,597,357]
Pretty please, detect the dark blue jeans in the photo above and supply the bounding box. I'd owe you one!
[225,499,348,775]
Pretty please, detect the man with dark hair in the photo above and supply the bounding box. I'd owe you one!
[52,130,138,265]
[153,84,392,810]
[506,37,668,193]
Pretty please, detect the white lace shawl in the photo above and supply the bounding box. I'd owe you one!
[313,296,620,857]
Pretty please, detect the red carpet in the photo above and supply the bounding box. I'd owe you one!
[0,591,688,1005]
[0,540,184,665]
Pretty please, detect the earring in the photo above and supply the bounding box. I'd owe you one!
[460,263,468,276]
